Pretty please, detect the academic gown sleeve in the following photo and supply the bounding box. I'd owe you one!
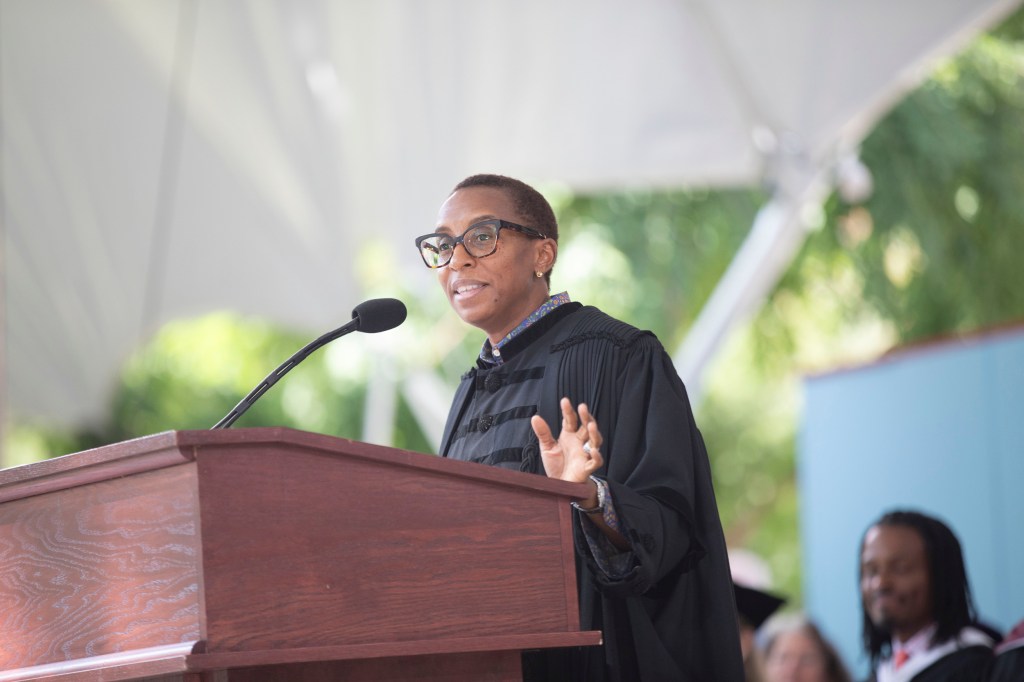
[911,645,993,681]
[988,645,1024,682]
[573,336,708,593]
[553,312,744,681]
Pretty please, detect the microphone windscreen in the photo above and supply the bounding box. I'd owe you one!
[352,298,407,333]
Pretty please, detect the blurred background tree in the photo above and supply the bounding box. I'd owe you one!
[6,5,1024,607]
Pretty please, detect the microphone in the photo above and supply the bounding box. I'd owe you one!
[211,298,407,429]
[351,297,408,333]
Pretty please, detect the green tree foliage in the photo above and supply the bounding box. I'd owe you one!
[6,313,434,463]
[550,188,766,349]
[781,12,1024,346]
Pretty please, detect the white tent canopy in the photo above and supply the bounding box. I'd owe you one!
[2,0,1019,437]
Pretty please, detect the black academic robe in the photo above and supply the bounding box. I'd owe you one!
[987,642,1024,682]
[439,304,744,682]
[866,643,993,682]
[909,646,992,681]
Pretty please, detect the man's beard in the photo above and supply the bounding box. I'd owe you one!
[869,605,896,635]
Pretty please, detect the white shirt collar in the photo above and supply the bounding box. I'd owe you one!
[892,622,938,660]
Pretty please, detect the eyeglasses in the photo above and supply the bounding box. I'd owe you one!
[415,219,548,269]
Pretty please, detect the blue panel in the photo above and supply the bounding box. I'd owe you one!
[799,329,1024,678]
[992,338,1024,621]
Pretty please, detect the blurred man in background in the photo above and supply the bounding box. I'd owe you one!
[859,510,994,681]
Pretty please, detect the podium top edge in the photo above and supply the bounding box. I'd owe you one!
[0,427,590,504]
[180,427,589,500]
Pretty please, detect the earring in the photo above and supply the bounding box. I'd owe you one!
[535,271,544,278]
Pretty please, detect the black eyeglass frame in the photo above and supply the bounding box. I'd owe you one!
[414,219,549,269]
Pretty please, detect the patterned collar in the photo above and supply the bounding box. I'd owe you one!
[479,292,571,366]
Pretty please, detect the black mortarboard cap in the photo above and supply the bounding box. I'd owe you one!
[734,582,786,629]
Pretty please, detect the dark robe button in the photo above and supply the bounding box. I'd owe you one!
[478,414,494,432]
[521,442,539,473]
[484,373,504,392]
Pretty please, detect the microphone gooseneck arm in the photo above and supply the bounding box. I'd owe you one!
[211,319,358,429]
[211,298,407,429]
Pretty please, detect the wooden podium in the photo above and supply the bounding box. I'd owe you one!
[0,428,601,681]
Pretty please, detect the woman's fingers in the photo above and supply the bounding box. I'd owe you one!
[531,414,556,449]
[560,397,580,435]
[537,399,608,483]
[578,403,603,450]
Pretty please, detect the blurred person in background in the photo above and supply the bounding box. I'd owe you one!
[761,613,852,682]
[859,509,996,681]
[987,618,1024,682]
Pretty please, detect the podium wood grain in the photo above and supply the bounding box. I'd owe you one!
[0,428,600,681]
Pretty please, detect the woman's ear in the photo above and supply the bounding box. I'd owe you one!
[535,239,557,275]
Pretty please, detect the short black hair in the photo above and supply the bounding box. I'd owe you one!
[452,174,559,242]
[859,510,977,667]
